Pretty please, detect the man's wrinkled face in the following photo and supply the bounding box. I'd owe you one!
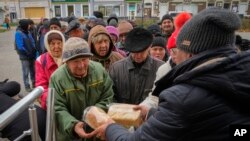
[131,48,149,63]
[66,57,90,78]
[161,19,174,33]
[68,28,84,38]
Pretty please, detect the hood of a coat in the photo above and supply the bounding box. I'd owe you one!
[44,30,65,66]
[88,25,115,59]
[44,30,65,53]
[154,46,250,107]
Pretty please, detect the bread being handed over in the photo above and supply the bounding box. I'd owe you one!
[108,103,142,128]
[83,106,110,129]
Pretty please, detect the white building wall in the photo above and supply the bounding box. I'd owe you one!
[238,2,248,15]
[176,3,198,14]
[159,3,168,18]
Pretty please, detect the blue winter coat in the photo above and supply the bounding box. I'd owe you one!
[15,30,36,60]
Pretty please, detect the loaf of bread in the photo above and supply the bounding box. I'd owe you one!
[108,103,142,128]
[83,106,110,129]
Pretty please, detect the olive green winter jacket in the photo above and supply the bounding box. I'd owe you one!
[49,61,114,141]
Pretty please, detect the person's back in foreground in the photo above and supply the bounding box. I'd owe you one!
[89,7,250,141]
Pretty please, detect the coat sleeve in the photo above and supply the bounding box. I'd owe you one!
[49,75,79,139]
[108,64,118,102]
[94,69,114,110]
[15,32,26,54]
[105,85,189,141]
[35,55,49,110]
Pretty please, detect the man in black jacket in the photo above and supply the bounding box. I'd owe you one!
[89,7,250,141]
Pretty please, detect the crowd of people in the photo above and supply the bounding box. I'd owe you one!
[1,8,250,140]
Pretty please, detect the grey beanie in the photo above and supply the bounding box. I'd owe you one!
[151,36,166,49]
[62,37,93,63]
[108,19,118,27]
[177,7,241,54]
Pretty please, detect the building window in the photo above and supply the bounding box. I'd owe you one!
[208,3,214,7]
[231,1,239,13]
[114,6,120,16]
[224,3,230,9]
[54,6,61,17]
[99,6,105,16]
[154,1,159,10]
[82,5,89,16]
[129,4,136,20]
[67,5,74,16]
[106,6,112,16]
[216,2,223,8]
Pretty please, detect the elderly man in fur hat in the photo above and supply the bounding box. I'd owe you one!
[109,27,164,104]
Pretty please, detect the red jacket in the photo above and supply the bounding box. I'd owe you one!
[35,53,58,110]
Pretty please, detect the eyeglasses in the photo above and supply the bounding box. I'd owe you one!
[170,48,179,55]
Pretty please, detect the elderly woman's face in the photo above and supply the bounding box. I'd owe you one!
[49,39,63,58]
[92,34,111,57]
[150,46,166,61]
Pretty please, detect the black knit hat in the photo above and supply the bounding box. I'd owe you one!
[107,13,118,25]
[147,24,161,36]
[161,14,173,24]
[151,36,166,49]
[93,11,103,19]
[19,19,29,31]
[177,7,241,54]
[49,17,61,28]
[125,27,153,53]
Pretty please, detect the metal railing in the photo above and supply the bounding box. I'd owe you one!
[45,88,56,141]
[0,86,44,141]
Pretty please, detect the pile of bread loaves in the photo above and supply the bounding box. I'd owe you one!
[83,103,143,129]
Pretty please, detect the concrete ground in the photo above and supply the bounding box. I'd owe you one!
[0,28,27,96]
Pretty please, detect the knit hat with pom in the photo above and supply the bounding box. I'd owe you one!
[177,7,241,54]
[167,12,192,51]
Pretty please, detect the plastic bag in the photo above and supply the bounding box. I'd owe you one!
[82,106,110,129]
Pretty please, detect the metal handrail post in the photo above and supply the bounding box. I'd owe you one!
[0,86,44,131]
[14,129,32,141]
[29,104,40,141]
[45,88,55,141]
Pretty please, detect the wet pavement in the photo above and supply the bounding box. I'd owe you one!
[0,28,27,96]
